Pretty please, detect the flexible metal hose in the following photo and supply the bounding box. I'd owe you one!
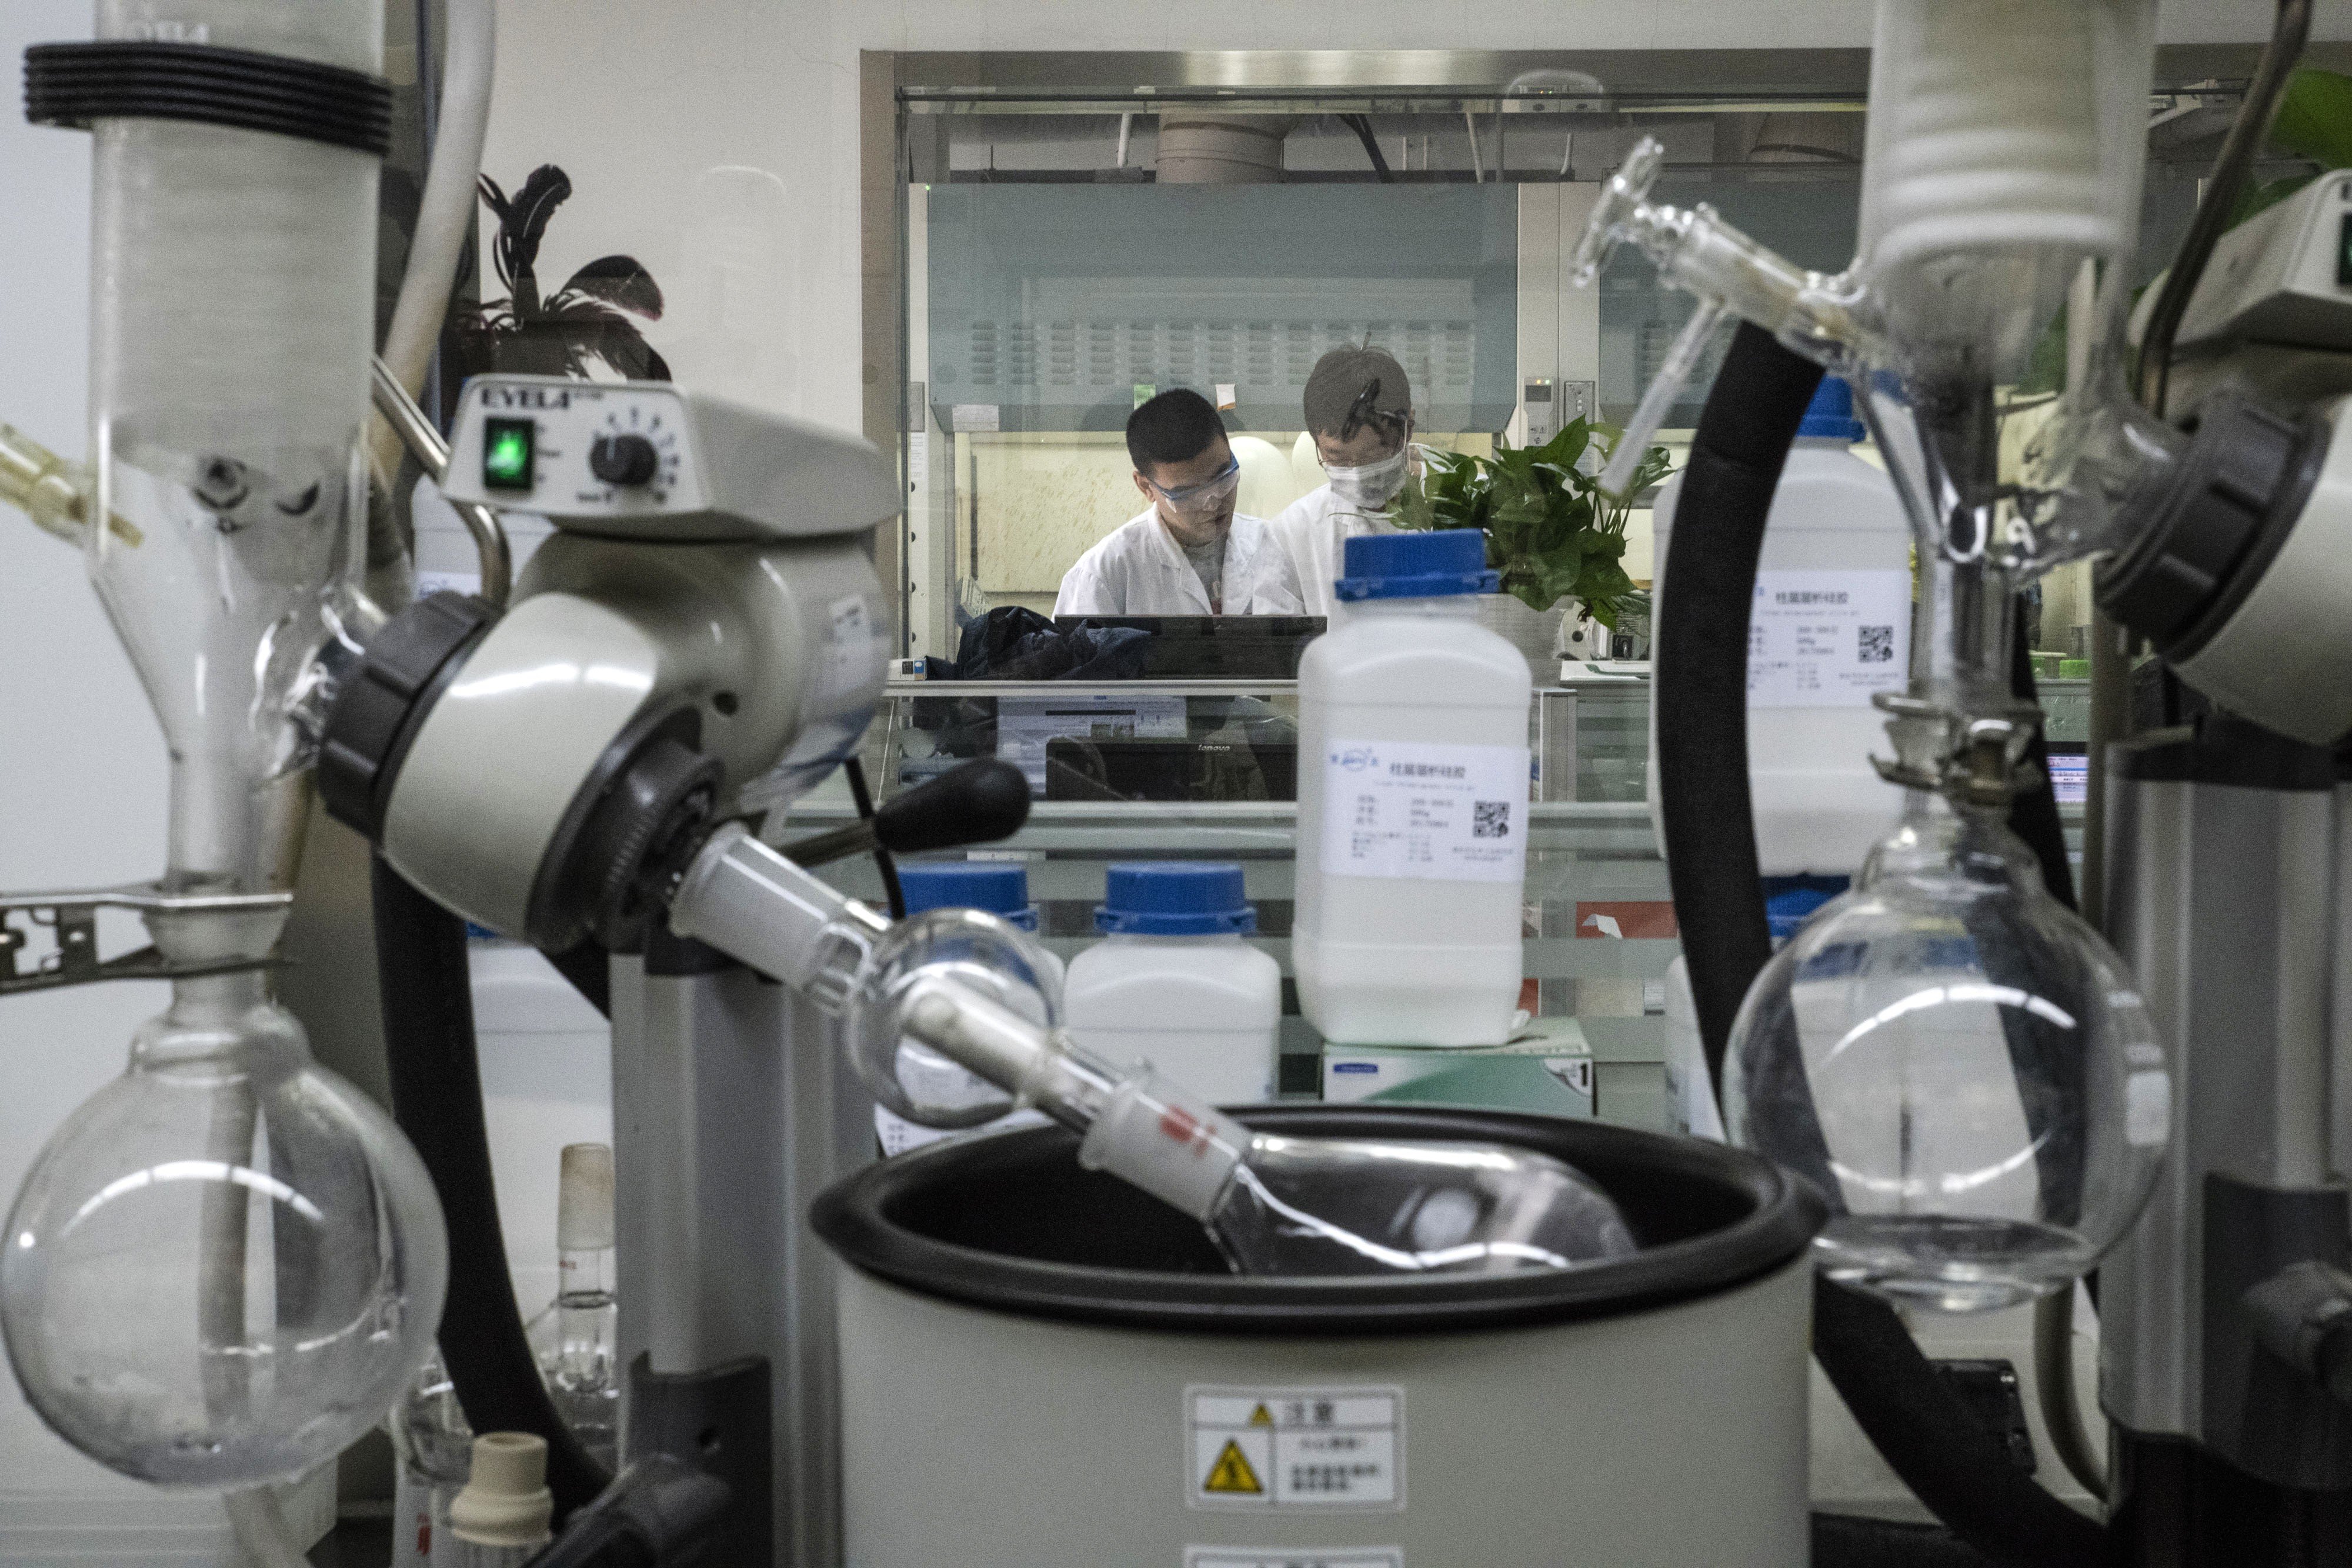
[370,0,496,480]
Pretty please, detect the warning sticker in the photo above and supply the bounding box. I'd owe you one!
[1188,1387,1403,1512]
[1185,1550,1403,1568]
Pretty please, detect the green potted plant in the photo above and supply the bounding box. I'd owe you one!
[1387,419,1674,680]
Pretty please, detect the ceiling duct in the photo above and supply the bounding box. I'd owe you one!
[1155,114,1297,183]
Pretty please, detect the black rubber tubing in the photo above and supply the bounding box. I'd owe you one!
[1657,323,2104,1567]
[371,853,614,1518]
[2007,622,2077,913]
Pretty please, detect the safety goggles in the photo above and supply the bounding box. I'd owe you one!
[1339,377,1409,443]
[1147,456,1242,513]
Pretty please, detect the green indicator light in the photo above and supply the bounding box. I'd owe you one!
[482,418,535,491]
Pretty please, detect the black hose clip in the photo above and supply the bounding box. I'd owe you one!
[25,40,393,158]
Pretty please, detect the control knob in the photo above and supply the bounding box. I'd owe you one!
[589,432,660,487]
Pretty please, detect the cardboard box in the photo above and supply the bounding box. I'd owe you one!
[1320,1017,1596,1117]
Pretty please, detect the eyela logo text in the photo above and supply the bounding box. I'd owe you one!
[482,385,573,411]
[1334,748,1379,772]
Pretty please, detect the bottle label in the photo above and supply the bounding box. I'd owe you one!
[1319,740,1529,884]
[1187,1386,1404,1512]
[1185,1551,1403,1567]
[1747,569,1911,708]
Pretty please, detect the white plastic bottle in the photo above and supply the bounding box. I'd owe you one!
[1293,529,1532,1046]
[1647,375,1912,876]
[446,1433,552,1567]
[1064,863,1283,1105]
[872,862,1060,1155]
[1662,881,1846,1141]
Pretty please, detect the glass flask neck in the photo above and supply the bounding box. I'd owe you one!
[1860,790,2050,902]
[555,1246,609,1303]
[166,766,316,895]
[127,965,308,1076]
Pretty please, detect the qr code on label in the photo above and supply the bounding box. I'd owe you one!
[1859,625,1896,663]
[1473,800,1510,839]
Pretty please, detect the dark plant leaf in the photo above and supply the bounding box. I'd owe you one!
[562,255,665,320]
[548,302,675,382]
[506,165,573,255]
[477,175,513,288]
[495,164,573,313]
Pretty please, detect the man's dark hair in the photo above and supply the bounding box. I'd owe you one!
[1126,389,1227,474]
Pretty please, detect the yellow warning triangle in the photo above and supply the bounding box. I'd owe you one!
[1248,1403,1275,1427]
[1203,1439,1265,1495]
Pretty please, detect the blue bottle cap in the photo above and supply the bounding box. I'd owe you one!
[1095,862,1256,936]
[1334,528,1501,602]
[1796,378,1867,442]
[898,861,1038,932]
[1761,873,1850,944]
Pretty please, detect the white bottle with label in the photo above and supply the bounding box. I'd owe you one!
[1294,529,1532,1046]
[1064,862,1283,1105]
[872,862,1060,1155]
[1663,875,1846,1141]
[1647,375,1912,876]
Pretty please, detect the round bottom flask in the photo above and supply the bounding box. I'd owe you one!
[1723,798,2168,1312]
[843,906,1062,1130]
[1,972,447,1486]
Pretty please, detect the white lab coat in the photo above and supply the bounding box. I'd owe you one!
[1053,507,1304,618]
[1267,485,1404,620]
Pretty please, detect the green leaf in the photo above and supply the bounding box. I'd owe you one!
[1507,576,1555,613]
[1400,431,1674,613]
[1390,481,1435,532]
[1530,417,1592,473]
[2272,68,2352,171]
[1529,503,1577,556]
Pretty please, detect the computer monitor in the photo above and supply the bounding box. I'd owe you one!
[1051,615,1323,679]
[2044,745,2088,806]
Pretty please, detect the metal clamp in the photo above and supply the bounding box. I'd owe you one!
[0,884,292,997]
[1869,694,2046,808]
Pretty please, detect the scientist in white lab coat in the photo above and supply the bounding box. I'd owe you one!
[1269,348,1421,619]
[1055,389,1303,618]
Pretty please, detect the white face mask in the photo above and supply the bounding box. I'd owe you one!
[1325,446,1410,511]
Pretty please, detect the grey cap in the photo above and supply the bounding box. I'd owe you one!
[1303,346,1412,435]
